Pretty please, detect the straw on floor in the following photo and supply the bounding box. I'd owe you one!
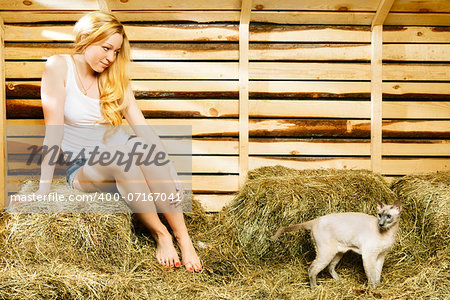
[0,167,448,299]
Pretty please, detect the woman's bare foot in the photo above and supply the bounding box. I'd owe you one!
[175,233,202,272]
[154,231,181,268]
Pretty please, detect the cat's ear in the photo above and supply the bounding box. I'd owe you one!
[393,201,402,213]
[376,200,384,210]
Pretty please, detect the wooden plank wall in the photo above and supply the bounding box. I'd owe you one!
[1,0,449,211]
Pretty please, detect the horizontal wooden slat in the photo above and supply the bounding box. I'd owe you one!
[7,61,450,81]
[6,156,450,177]
[8,138,450,156]
[390,0,450,12]
[6,119,450,139]
[1,11,449,26]
[383,64,450,81]
[4,24,240,42]
[108,0,450,12]
[0,11,240,23]
[6,81,450,99]
[7,99,450,119]
[6,174,240,194]
[8,156,231,174]
[6,43,370,61]
[385,13,450,26]
[136,100,450,119]
[0,0,100,10]
[5,43,450,62]
[248,157,450,175]
[4,24,355,42]
[252,12,450,26]
[251,26,450,43]
[0,11,89,23]
[383,44,450,61]
[254,0,450,12]
[4,25,449,43]
[108,0,376,11]
[1,0,448,12]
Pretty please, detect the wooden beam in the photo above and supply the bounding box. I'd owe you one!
[8,99,450,120]
[6,80,450,100]
[7,60,450,81]
[6,25,450,43]
[239,0,252,187]
[371,25,383,174]
[370,0,394,174]
[372,0,395,29]
[97,0,111,13]
[0,17,4,210]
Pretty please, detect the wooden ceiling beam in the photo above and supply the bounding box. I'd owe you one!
[97,0,111,13]
[372,0,395,29]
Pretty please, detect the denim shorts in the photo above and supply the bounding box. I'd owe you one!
[65,136,137,189]
[66,159,88,189]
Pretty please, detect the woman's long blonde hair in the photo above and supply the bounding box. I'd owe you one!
[73,11,131,126]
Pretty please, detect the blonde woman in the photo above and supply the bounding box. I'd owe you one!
[37,11,202,272]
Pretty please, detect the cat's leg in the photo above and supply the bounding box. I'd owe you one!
[374,253,386,285]
[327,252,344,280]
[308,249,337,288]
[362,252,378,288]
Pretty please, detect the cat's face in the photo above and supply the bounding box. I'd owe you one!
[376,201,402,230]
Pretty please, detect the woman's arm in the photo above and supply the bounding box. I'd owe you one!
[123,86,184,194]
[122,86,165,149]
[37,55,67,194]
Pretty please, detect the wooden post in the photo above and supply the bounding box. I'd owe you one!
[238,0,252,187]
[370,0,394,174]
[0,17,5,210]
[370,25,383,174]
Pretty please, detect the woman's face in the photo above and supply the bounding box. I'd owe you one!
[84,33,123,73]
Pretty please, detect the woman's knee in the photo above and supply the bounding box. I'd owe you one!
[126,137,147,154]
[126,137,172,172]
[92,145,142,176]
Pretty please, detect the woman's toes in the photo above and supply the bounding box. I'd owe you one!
[169,258,175,268]
[185,263,194,272]
[194,263,202,272]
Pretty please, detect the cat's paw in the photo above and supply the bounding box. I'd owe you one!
[368,282,378,289]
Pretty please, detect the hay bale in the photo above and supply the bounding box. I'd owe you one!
[3,180,135,272]
[390,171,450,260]
[1,171,448,299]
[0,178,216,299]
[221,166,396,262]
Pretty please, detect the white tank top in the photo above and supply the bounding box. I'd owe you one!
[61,55,129,159]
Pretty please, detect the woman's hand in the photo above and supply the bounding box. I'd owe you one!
[36,180,52,196]
[35,187,50,196]
[169,164,184,207]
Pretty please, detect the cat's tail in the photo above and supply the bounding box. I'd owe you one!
[271,220,314,241]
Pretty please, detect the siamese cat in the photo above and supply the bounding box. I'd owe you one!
[271,201,402,288]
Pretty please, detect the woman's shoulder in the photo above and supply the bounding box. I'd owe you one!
[44,54,68,73]
[42,55,69,88]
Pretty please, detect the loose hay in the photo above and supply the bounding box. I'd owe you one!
[390,171,450,263]
[219,166,396,262]
[3,180,135,273]
[0,168,449,299]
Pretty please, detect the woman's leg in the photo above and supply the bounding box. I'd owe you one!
[126,138,202,272]
[72,146,180,268]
